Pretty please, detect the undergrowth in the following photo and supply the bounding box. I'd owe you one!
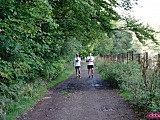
[96,57,160,119]
[0,63,74,120]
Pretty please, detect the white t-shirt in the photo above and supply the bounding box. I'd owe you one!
[86,56,94,65]
[74,57,81,66]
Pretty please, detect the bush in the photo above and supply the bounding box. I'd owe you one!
[96,58,160,116]
[120,61,160,112]
[0,52,68,118]
[97,59,125,87]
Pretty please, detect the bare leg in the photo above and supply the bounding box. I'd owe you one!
[91,68,94,74]
[88,69,91,78]
[76,69,78,78]
[78,68,81,78]
[88,69,90,75]
[78,68,81,75]
[91,68,94,78]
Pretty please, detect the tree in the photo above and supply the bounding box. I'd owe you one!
[51,0,158,55]
[1,0,159,118]
[111,30,133,53]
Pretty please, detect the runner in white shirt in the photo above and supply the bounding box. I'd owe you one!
[73,53,81,78]
[86,53,94,78]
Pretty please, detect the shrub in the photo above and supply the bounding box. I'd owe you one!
[97,59,125,87]
[97,58,160,115]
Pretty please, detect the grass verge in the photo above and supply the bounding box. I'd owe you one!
[6,65,74,120]
[47,66,74,88]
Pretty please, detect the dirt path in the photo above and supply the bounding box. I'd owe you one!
[17,62,139,120]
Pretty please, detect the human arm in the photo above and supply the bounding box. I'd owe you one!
[89,56,94,62]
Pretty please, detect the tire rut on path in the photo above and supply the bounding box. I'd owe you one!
[17,63,139,120]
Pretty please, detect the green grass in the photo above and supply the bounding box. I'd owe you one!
[6,86,46,120]
[119,90,132,101]
[47,67,74,88]
[6,65,74,120]
[60,90,71,94]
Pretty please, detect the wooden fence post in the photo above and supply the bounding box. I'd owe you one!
[117,54,120,61]
[158,53,160,61]
[157,53,160,67]
[145,52,148,65]
[122,53,124,63]
[127,52,129,63]
[131,51,134,61]
[137,53,141,64]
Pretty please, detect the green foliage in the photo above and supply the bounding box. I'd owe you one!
[124,17,158,44]
[51,0,123,55]
[119,0,138,10]
[5,63,73,120]
[97,58,160,116]
[120,62,160,112]
[97,59,124,87]
[94,33,113,55]
[0,0,159,119]
[0,61,71,119]
[111,30,133,53]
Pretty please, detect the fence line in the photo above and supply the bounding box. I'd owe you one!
[100,51,160,69]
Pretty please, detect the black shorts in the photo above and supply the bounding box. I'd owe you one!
[75,66,81,69]
[87,65,94,69]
